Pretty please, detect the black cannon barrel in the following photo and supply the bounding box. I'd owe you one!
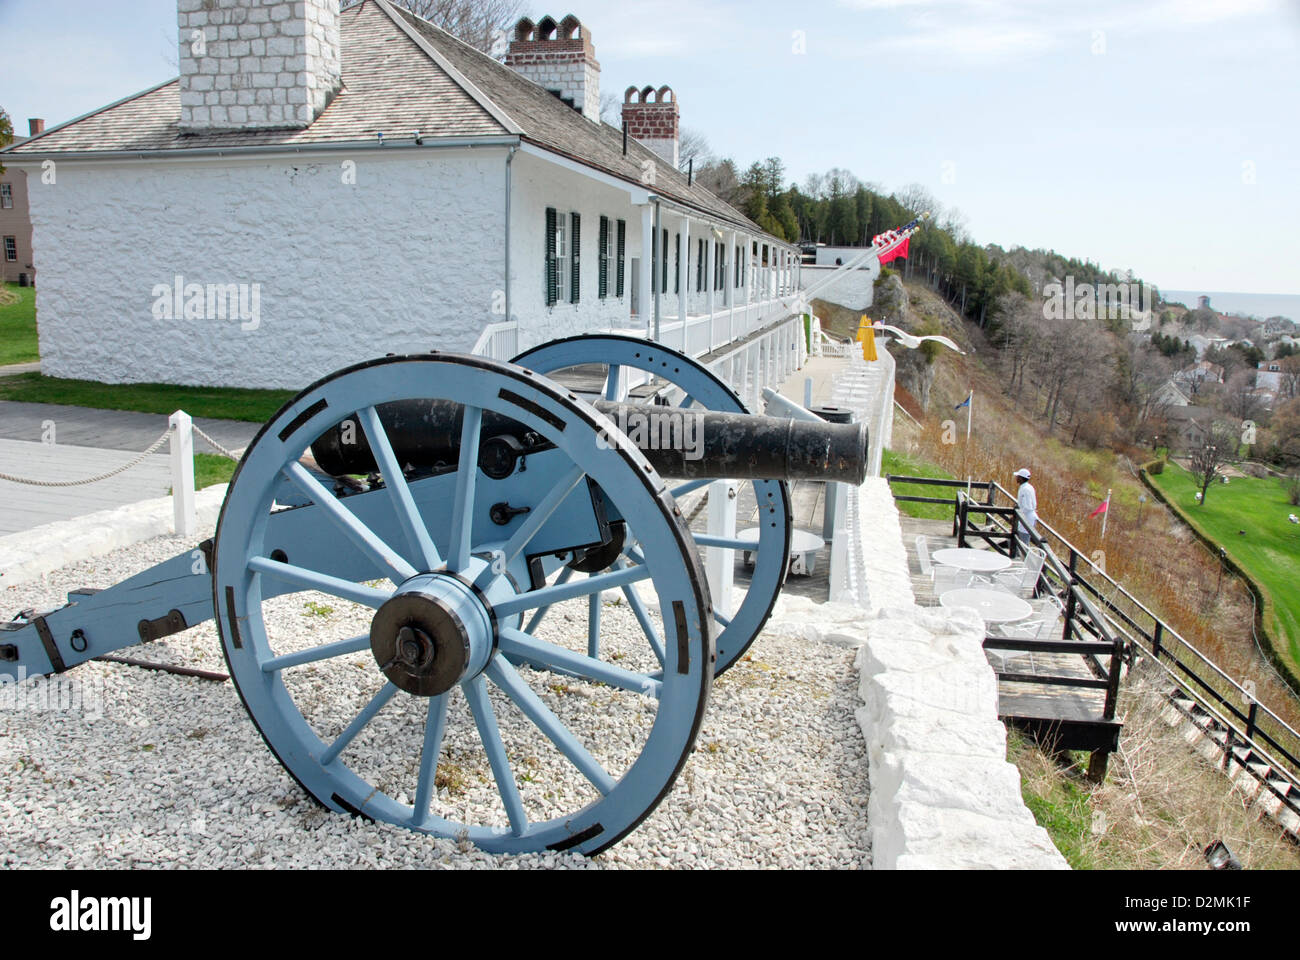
[310,400,869,485]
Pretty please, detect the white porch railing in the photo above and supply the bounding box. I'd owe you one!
[471,320,520,361]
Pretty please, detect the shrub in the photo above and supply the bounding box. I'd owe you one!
[1147,459,1165,476]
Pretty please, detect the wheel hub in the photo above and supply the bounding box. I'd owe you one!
[370,575,494,697]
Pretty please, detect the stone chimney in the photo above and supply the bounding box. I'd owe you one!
[505,16,600,123]
[177,0,342,131]
[622,86,680,168]
[28,119,45,136]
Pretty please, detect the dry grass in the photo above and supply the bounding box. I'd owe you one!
[1014,666,1300,869]
[892,277,1300,744]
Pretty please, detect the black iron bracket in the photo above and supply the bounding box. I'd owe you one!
[138,609,189,644]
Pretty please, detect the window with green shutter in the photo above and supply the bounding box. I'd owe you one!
[650,229,657,295]
[661,229,669,294]
[570,212,581,304]
[545,207,558,307]
[598,216,610,299]
[696,238,704,292]
[616,220,626,298]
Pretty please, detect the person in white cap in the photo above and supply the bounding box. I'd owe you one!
[1014,468,1038,548]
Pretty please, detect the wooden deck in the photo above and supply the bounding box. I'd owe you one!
[901,515,1122,757]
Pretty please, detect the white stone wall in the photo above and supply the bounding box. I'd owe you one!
[27,150,505,389]
[772,478,1070,869]
[804,262,878,312]
[509,58,600,123]
[178,0,341,130]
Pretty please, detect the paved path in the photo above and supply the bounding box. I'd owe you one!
[0,401,260,454]
[0,438,172,536]
[0,362,41,376]
[0,403,260,537]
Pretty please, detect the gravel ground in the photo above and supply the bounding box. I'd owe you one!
[1,523,870,869]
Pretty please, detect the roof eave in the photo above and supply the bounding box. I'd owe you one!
[0,134,522,164]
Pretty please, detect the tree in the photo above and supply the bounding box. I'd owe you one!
[0,107,12,176]
[342,0,527,57]
[678,127,713,172]
[1279,355,1300,401]
[1188,423,1239,507]
[1222,368,1265,424]
[599,92,621,127]
[694,158,741,206]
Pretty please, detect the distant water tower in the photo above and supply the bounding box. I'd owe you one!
[1198,295,1212,310]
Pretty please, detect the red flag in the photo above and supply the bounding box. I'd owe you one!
[1089,499,1108,519]
[877,236,910,265]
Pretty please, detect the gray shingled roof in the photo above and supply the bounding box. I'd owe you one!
[5,0,766,235]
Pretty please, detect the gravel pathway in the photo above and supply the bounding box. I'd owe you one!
[1,524,869,869]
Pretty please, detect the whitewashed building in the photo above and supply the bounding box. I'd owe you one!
[2,0,802,390]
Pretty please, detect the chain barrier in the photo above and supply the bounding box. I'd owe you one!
[0,426,174,487]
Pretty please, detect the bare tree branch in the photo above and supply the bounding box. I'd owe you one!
[344,0,529,58]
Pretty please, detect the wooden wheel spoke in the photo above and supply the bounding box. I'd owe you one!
[499,628,662,699]
[283,462,417,584]
[411,695,450,826]
[487,658,615,796]
[464,675,528,836]
[358,406,442,573]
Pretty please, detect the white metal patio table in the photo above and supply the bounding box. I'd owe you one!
[931,548,1012,574]
[939,588,1033,624]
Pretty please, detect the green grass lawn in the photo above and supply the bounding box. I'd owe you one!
[883,449,959,520]
[1149,463,1300,671]
[0,283,38,366]
[196,453,238,489]
[0,372,293,423]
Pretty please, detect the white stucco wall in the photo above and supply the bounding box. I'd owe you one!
[25,149,507,389]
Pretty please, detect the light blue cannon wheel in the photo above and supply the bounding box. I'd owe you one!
[514,335,792,674]
[211,354,713,856]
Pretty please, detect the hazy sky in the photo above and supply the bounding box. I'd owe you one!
[2,0,1296,293]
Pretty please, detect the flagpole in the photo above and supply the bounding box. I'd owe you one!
[1101,488,1111,541]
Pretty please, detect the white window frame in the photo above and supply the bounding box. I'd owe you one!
[3,237,16,262]
[0,184,11,210]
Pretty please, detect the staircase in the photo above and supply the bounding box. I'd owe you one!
[1161,686,1300,838]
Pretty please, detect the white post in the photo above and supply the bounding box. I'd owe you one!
[170,409,196,538]
[706,230,716,346]
[706,479,738,617]
[804,376,814,408]
[638,206,654,335]
[727,229,738,346]
[680,216,691,353]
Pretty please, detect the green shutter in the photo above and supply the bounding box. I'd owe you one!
[570,212,581,304]
[616,220,626,297]
[651,229,658,295]
[598,216,609,299]
[545,207,557,307]
[662,229,669,293]
[696,239,704,292]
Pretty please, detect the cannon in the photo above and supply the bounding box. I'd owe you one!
[0,335,867,856]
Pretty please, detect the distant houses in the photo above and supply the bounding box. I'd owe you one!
[0,119,41,286]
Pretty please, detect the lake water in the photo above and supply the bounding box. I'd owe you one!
[1163,290,1300,323]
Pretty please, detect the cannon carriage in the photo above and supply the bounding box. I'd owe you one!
[0,335,866,855]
